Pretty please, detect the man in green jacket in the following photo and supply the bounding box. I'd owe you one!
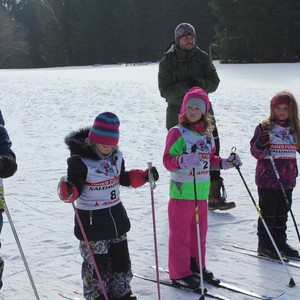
[158,22,235,211]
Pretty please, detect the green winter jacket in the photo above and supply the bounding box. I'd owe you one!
[158,44,220,129]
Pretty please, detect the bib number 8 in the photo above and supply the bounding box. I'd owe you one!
[110,190,117,200]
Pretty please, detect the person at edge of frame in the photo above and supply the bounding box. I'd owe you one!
[0,110,18,290]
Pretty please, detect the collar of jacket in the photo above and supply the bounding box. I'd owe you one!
[166,43,198,59]
[65,127,100,160]
[272,119,290,127]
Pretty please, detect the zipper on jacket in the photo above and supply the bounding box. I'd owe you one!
[89,210,92,225]
[109,207,118,237]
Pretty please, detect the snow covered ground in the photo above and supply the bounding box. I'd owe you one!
[0,61,300,299]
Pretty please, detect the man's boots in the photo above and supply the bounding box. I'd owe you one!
[208,177,236,210]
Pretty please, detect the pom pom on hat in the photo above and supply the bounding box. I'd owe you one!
[88,112,120,146]
[175,23,196,46]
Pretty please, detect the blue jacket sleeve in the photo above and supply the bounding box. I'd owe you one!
[0,116,17,178]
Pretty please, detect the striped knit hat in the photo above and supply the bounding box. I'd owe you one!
[88,112,120,146]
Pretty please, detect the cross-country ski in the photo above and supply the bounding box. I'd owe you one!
[233,244,300,262]
[134,273,232,300]
[151,265,284,299]
[58,291,83,300]
[223,245,300,269]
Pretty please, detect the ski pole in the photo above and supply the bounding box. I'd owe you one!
[230,147,295,287]
[191,145,205,300]
[0,179,40,299]
[147,162,161,300]
[71,202,109,300]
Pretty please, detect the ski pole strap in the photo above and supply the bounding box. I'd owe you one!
[230,146,240,169]
[147,162,156,190]
[195,204,199,222]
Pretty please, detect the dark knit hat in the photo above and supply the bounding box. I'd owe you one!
[88,112,120,146]
[175,23,196,46]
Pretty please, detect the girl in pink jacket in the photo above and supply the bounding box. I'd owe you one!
[163,87,241,289]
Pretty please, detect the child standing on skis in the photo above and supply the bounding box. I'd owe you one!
[250,91,300,259]
[58,112,159,300]
[163,87,242,289]
[0,110,18,289]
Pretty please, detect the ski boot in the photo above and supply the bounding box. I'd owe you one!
[117,291,137,300]
[190,257,220,285]
[172,275,200,290]
[257,245,288,261]
[278,243,300,258]
[172,275,208,292]
[208,177,236,210]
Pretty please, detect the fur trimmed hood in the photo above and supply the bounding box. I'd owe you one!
[65,127,99,160]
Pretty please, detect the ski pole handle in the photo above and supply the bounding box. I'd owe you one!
[231,146,237,155]
[230,146,240,169]
[147,162,156,190]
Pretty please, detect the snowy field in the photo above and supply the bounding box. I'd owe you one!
[0,61,300,299]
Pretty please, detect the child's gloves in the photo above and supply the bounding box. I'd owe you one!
[57,176,78,203]
[129,167,159,188]
[145,167,159,182]
[221,153,242,169]
[0,155,17,178]
[256,130,270,149]
[188,78,203,88]
[178,153,199,169]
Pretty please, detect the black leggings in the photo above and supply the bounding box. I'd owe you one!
[257,188,292,248]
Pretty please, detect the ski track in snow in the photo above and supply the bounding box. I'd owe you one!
[0,62,300,299]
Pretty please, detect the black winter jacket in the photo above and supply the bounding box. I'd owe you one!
[65,128,131,241]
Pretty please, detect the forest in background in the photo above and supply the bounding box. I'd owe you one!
[0,0,300,68]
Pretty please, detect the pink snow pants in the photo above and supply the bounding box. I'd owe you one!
[168,198,208,280]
